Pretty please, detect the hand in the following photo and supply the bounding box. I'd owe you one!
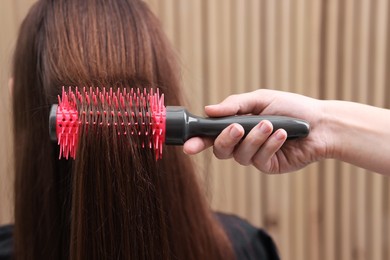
[183,89,332,174]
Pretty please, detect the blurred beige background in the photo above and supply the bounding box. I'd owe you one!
[0,0,37,227]
[1,1,390,260]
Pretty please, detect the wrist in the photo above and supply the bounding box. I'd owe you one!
[317,100,340,160]
[319,100,374,162]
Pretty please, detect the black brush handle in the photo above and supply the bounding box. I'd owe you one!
[165,106,310,145]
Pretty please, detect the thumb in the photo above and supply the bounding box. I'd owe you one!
[205,91,270,117]
[204,103,237,117]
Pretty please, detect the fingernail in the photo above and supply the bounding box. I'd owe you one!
[259,121,270,134]
[230,125,242,138]
[275,130,286,140]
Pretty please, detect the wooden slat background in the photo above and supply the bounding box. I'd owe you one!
[1,1,390,259]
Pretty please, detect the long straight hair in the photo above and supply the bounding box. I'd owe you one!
[12,0,234,259]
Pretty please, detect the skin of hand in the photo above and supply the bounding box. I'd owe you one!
[183,89,331,174]
[184,89,390,175]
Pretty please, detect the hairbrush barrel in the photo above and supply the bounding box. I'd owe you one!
[50,87,166,160]
[49,87,310,160]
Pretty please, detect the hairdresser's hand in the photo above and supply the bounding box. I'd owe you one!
[183,89,331,174]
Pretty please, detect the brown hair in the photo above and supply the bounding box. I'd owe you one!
[12,0,234,259]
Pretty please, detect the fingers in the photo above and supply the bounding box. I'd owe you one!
[228,121,287,172]
[183,124,245,156]
[212,121,288,172]
[233,120,273,165]
[183,120,288,173]
[212,124,245,159]
[252,129,287,172]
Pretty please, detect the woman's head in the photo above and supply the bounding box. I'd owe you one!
[12,0,233,259]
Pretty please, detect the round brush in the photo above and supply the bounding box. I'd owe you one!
[49,87,310,160]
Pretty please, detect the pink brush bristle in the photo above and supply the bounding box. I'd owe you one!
[56,86,166,160]
[56,87,79,159]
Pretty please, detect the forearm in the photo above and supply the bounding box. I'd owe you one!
[323,100,390,175]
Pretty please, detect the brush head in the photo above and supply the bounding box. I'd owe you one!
[50,87,166,160]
